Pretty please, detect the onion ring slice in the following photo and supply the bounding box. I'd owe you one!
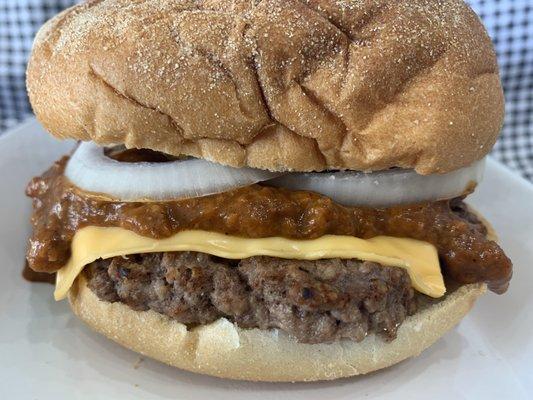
[65,142,281,201]
[267,159,485,207]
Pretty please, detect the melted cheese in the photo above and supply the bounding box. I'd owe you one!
[55,227,446,300]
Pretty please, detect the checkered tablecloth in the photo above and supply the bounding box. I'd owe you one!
[1,0,532,180]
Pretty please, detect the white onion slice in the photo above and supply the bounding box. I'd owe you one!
[65,142,281,201]
[268,159,485,207]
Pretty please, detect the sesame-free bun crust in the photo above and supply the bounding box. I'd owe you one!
[27,0,504,174]
[69,275,485,382]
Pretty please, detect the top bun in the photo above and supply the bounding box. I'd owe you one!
[27,0,504,174]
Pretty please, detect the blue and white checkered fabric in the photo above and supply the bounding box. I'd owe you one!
[0,0,77,129]
[1,0,532,180]
[470,0,533,180]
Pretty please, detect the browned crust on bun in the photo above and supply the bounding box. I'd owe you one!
[27,0,504,174]
[69,275,485,382]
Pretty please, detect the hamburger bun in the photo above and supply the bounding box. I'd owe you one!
[69,274,485,382]
[27,0,504,174]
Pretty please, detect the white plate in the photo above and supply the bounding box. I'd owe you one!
[0,118,532,399]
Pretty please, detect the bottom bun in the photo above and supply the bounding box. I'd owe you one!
[68,275,486,382]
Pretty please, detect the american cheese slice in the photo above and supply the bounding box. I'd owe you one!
[55,226,446,300]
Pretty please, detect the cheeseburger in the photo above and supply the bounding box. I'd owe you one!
[25,0,512,382]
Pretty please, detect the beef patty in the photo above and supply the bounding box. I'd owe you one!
[86,252,420,344]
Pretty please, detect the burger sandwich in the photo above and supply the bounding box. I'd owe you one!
[25,0,512,382]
